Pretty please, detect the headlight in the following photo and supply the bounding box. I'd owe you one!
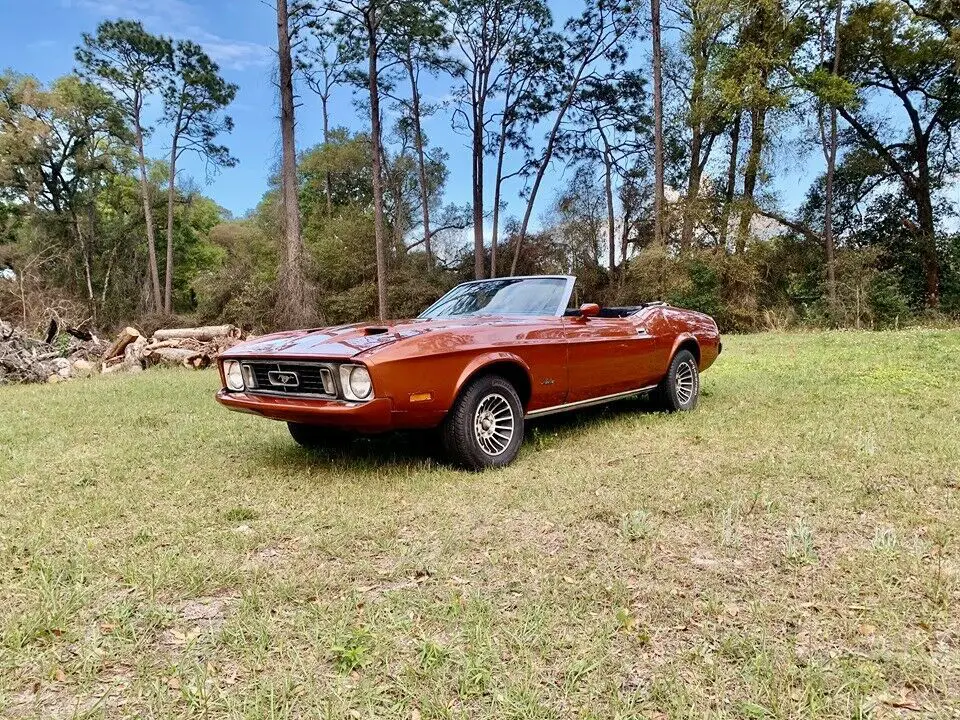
[340,364,372,401]
[224,360,244,391]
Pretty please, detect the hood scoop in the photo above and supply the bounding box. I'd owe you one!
[362,327,390,336]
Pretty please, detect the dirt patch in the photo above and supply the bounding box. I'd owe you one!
[4,666,134,720]
[158,592,239,647]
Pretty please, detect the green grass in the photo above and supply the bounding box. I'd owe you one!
[1,329,958,719]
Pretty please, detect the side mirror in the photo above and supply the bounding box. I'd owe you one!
[579,303,600,318]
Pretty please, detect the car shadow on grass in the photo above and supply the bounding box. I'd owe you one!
[255,393,670,474]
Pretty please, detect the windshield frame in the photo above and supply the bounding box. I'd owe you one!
[418,275,576,320]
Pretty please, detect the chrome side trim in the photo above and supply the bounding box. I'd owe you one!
[524,385,657,419]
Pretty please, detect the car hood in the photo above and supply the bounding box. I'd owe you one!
[222,317,497,360]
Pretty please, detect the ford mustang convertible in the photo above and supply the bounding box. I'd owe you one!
[217,275,721,469]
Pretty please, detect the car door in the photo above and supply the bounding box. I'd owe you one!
[562,314,651,402]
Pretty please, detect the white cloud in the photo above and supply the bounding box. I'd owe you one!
[62,0,197,27]
[63,0,270,71]
[184,27,272,71]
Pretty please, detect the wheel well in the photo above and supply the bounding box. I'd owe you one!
[465,361,532,409]
[676,338,701,365]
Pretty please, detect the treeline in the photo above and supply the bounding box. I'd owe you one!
[1,0,958,334]
[0,20,236,328]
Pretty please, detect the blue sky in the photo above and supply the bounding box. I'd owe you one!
[0,0,822,225]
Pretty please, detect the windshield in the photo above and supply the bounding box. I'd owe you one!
[419,277,569,319]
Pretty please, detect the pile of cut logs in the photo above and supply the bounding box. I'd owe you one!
[0,318,244,385]
[101,324,243,374]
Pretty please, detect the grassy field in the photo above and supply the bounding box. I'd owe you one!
[1,330,958,719]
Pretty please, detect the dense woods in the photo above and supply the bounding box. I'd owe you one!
[1,0,958,336]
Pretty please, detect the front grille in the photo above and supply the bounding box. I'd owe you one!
[240,361,337,397]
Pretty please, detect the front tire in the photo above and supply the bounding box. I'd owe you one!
[442,375,524,470]
[287,422,350,450]
[655,349,700,412]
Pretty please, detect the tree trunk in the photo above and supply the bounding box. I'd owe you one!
[134,115,162,313]
[822,0,842,315]
[472,120,485,279]
[276,0,307,327]
[823,107,838,311]
[490,115,509,279]
[620,198,632,269]
[914,164,940,307]
[406,53,433,267]
[86,202,99,320]
[681,125,703,254]
[367,10,389,320]
[736,106,765,253]
[322,94,332,217]
[164,130,180,315]
[718,112,741,250]
[72,212,94,304]
[510,94,575,274]
[681,36,712,254]
[651,0,666,247]
[490,70,518,280]
[602,147,616,279]
[510,27,609,273]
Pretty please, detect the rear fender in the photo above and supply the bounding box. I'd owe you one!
[669,332,700,366]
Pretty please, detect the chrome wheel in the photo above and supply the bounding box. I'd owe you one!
[675,360,697,405]
[473,392,515,456]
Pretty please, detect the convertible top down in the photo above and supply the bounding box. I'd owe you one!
[217,276,721,469]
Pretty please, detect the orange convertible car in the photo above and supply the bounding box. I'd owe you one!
[217,276,721,469]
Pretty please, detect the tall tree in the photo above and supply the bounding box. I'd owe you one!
[161,40,237,314]
[510,0,642,274]
[717,111,741,249]
[383,1,453,267]
[299,21,353,216]
[724,0,806,253]
[488,1,554,278]
[559,71,650,278]
[833,0,960,307]
[818,0,843,313]
[275,0,310,327]
[313,0,414,320]
[651,0,666,248]
[75,20,173,313]
[667,0,739,252]
[0,72,127,311]
[451,0,545,279]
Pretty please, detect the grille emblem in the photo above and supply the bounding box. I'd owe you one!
[267,370,300,388]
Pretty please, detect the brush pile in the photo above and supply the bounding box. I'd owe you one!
[0,318,104,385]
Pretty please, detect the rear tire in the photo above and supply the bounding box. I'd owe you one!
[287,422,350,449]
[442,375,524,470]
[655,349,700,412]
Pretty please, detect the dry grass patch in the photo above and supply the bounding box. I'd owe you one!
[1,329,958,718]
